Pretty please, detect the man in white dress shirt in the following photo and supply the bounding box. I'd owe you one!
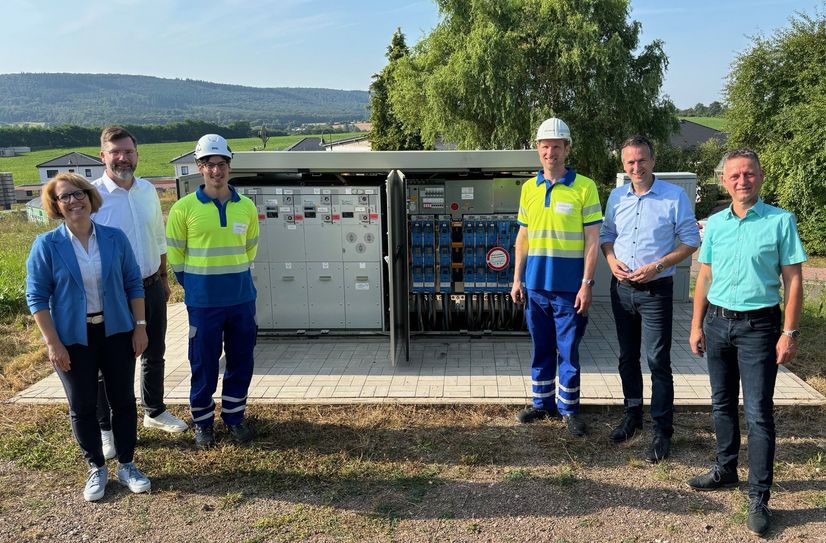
[93,127,187,457]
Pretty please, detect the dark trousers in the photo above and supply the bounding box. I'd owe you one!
[610,278,674,437]
[526,289,587,415]
[98,278,167,428]
[188,301,256,427]
[58,325,137,467]
[703,306,780,500]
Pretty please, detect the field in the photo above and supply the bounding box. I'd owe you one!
[680,116,727,131]
[0,133,362,185]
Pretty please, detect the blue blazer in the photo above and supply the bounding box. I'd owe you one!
[26,222,144,346]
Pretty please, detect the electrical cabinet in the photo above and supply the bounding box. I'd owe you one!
[174,151,698,366]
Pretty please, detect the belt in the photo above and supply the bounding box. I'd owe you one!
[143,270,161,288]
[618,276,673,291]
[708,303,779,320]
[86,312,104,325]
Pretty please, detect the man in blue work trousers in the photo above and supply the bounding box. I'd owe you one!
[510,117,603,436]
[687,149,806,536]
[166,134,259,449]
[600,135,700,463]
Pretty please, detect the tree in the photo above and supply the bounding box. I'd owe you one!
[368,29,424,150]
[725,10,826,254]
[386,0,676,183]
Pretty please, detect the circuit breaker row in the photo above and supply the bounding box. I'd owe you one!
[240,186,384,331]
[410,214,518,294]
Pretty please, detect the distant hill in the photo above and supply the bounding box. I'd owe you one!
[0,73,369,126]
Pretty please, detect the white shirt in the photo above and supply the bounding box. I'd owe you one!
[67,224,103,314]
[92,174,166,279]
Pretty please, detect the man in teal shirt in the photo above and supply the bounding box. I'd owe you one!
[687,149,806,536]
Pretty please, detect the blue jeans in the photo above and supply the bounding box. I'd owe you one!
[526,289,587,415]
[703,305,780,499]
[610,278,674,437]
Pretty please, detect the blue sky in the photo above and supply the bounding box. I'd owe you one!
[1,0,822,109]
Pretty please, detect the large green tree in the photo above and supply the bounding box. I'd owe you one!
[368,29,424,150]
[725,11,826,254]
[387,0,676,183]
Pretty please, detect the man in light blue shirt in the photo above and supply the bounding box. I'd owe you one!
[687,149,806,536]
[600,135,700,463]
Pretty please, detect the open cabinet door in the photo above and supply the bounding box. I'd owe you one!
[385,169,409,366]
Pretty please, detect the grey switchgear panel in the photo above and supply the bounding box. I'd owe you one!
[240,186,384,331]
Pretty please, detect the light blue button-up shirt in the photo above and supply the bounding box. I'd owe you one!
[698,198,807,311]
[600,178,700,277]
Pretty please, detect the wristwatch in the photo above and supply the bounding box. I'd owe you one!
[655,260,665,273]
[782,329,800,339]
[581,278,595,287]
[135,320,147,326]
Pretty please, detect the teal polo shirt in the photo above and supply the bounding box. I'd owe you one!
[698,198,807,311]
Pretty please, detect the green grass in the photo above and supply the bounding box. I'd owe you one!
[0,133,362,185]
[680,116,727,131]
[0,211,50,317]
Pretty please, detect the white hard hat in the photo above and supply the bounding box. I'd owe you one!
[535,118,572,144]
[194,134,233,160]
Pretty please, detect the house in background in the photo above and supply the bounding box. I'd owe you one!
[170,152,196,177]
[285,137,324,151]
[669,119,727,149]
[324,135,370,152]
[0,146,31,157]
[35,152,104,183]
[14,184,43,204]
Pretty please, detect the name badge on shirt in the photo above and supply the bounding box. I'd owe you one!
[232,222,248,235]
[555,202,574,215]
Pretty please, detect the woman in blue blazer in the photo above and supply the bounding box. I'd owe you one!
[26,173,152,502]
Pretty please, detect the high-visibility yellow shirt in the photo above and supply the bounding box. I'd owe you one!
[517,168,602,292]
[166,185,259,308]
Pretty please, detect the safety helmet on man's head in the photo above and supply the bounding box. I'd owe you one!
[535,118,572,144]
[194,134,233,160]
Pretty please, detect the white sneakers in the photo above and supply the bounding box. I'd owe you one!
[101,430,116,460]
[83,462,151,501]
[101,411,187,460]
[143,410,188,433]
[116,462,151,494]
[83,465,108,501]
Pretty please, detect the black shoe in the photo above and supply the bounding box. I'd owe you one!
[608,415,643,443]
[645,435,671,464]
[564,413,587,437]
[194,425,215,449]
[226,422,253,444]
[515,406,559,424]
[747,496,771,536]
[687,465,739,491]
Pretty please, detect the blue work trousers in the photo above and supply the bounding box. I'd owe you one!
[187,301,256,427]
[703,305,780,500]
[526,289,587,415]
[610,278,674,437]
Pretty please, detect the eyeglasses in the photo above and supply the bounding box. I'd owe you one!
[56,190,88,203]
[200,161,229,171]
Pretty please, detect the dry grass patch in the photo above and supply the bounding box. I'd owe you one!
[0,315,50,401]
[0,403,825,542]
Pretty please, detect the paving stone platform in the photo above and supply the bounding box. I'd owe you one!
[12,302,825,407]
